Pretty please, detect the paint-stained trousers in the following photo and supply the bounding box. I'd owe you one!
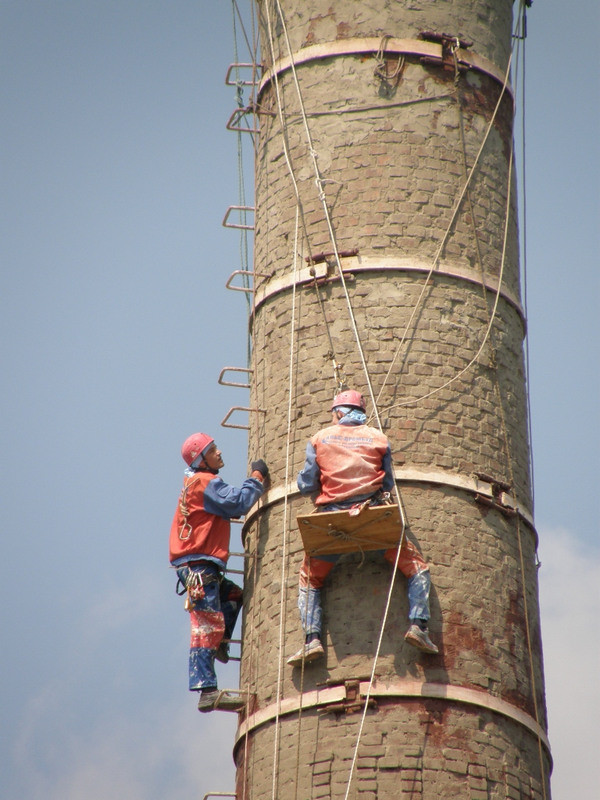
[176,563,242,691]
[298,539,431,638]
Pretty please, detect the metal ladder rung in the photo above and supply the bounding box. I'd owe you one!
[221,637,241,661]
[226,106,259,134]
[221,405,266,430]
[222,205,255,230]
[218,366,252,388]
[202,793,236,799]
[225,62,259,87]
[221,638,242,662]
[225,269,270,293]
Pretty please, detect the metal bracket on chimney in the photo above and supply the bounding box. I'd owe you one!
[418,31,473,73]
[320,679,378,715]
[474,472,517,518]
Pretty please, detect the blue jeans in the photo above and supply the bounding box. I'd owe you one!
[176,563,242,691]
[298,560,431,638]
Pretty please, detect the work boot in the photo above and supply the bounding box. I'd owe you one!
[404,624,439,655]
[215,641,230,664]
[197,688,219,713]
[197,689,245,713]
[287,638,325,667]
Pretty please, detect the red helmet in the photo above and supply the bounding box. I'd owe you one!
[181,432,214,466]
[330,390,366,411]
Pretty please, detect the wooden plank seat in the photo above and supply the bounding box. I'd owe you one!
[297,503,403,557]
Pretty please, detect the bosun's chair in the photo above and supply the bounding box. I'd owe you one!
[297,502,403,557]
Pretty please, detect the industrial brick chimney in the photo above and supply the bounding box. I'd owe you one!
[232,2,550,797]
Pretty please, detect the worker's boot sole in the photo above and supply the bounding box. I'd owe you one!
[404,625,439,654]
[287,639,325,667]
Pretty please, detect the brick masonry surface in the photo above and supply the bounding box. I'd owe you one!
[234,1,550,797]
[235,704,549,799]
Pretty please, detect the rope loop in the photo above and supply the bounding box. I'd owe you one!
[374,34,404,81]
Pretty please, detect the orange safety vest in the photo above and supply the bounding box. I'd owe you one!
[169,471,230,565]
[311,423,389,505]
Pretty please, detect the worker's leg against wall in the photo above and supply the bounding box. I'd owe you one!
[384,540,431,622]
[298,554,336,638]
[219,577,243,640]
[406,568,431,621]
[188,577,225,691]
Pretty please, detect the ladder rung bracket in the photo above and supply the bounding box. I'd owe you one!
[203,793,237,799]
[222,205,255,230]
[226,270,253,293]
[225,269,271,293]
[225,62,259,86]
[218,366,253,388]
[221,405,267,430]
[212,688,255,713]
[226,106,259,134]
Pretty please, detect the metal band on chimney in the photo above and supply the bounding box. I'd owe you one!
[258,37,512,99]
[234,680,550,756]
[243,467,535,533]
[252,255,526,324]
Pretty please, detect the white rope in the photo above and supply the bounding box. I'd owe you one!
[270,0,402,477]
[270,207,301,800]
[261,2,306,229]
[266,8,414,800]
[374,34,517,415]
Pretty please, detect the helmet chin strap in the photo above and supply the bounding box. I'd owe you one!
[190,454,214,472]
[190,448,220,474]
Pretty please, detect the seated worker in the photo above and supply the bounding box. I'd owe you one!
[170,432,269,712]
[287,390,438,667]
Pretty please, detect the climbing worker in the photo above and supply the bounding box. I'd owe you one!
[287,390,438,667]
[169,432,269,712]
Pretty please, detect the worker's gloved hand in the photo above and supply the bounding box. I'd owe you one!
[251,459,269,479]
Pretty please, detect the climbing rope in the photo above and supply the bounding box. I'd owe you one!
[269,0,389,441]
[308,267,347,391]
[263,7,415,799]
[177,474,204,540]
[373,33,405,98]
[260,5,405,794]
[374,39,517,415]
[260,1,350,391]
[258,10,321,795]
[269,206,301,800]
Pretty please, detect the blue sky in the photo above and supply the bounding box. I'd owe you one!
[1,2,598,799]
